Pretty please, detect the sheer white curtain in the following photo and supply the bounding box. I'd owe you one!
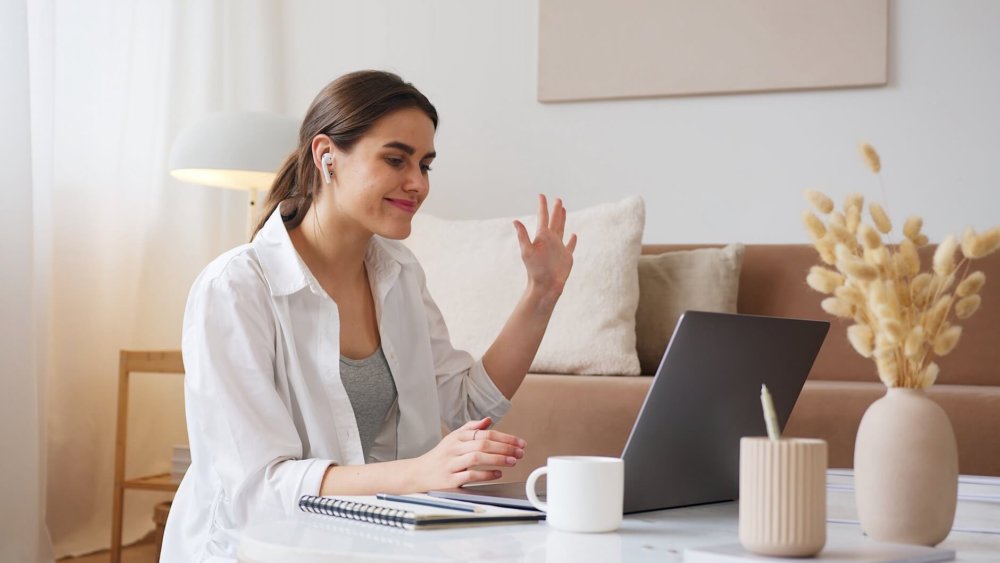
[1,0,52,560]
[25,0,289,556]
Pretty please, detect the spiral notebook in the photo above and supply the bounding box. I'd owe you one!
[298,493,545,530]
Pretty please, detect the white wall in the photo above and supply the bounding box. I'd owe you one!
[0,0,48,560]
[280,0,1000,244]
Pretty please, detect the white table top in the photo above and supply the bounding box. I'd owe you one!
[238,472,1000,562]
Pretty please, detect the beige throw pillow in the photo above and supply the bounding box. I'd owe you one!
[404,196,645,375]
[636,244,745,374]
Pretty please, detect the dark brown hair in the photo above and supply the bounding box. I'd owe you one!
[252,70,438,239]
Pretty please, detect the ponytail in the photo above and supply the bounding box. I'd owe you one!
[251,147,314,240]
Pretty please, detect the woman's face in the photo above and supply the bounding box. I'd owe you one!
[314,107,436,240]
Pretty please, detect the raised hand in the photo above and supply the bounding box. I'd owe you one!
[512,195,578,297]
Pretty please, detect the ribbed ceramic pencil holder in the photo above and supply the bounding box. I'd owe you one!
[739,437,827,557]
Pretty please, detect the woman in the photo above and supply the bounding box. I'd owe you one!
[161,70,577,561]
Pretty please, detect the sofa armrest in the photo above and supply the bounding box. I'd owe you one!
[786,380,1000,476]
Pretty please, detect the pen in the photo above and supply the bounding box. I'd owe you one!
[376,493,484,513]
[760,384,781,441]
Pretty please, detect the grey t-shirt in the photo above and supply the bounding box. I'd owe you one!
[339,347,398,461]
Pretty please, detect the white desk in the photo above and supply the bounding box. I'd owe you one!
[239,473,1000,562]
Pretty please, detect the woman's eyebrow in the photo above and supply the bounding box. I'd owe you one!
[383,141,436,160]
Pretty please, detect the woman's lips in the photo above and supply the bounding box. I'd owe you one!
[385,198,417,213]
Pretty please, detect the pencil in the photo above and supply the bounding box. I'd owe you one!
[375,493,485,513]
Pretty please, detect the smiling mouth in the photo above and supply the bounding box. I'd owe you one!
[385,198,417,213]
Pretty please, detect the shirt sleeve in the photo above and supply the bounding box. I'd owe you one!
[182,262,335,526]
[418,275,512,432]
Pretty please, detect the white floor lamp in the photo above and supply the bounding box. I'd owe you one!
[168,112,299,235]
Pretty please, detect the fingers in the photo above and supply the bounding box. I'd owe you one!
[567,233,578,255]
[459,437,525,459]
[458,417,491,432]
[537,194,549,233]
[466,428,526,449]
[551,198,566,238]
[512,220,531,251]
[449,451,519,473]
[454,469,503,486]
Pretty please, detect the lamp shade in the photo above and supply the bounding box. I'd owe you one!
[168,112,299,191]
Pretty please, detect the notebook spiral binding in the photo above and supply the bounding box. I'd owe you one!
[299,495,414,529]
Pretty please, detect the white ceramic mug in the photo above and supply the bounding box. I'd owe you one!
[525,456,624,533]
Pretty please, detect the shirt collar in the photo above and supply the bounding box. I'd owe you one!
[252,205,415,298]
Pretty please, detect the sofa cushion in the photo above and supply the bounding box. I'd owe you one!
[635,244,744,375]
[405,196,644,375]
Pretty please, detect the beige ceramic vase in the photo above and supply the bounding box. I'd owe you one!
[854,388,958,546]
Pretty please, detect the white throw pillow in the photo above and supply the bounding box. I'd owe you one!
[404,196,645,375]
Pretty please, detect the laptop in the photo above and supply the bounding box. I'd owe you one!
[429,311,829,514]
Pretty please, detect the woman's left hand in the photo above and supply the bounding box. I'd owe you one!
[513,194,578,297]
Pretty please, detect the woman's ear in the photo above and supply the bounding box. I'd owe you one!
[311,134,335,185]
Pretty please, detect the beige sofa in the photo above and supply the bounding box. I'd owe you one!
[495,244,1000,480]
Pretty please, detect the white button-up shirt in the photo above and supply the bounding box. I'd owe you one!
[161,209,512,562]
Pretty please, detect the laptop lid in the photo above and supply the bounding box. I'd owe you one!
[428,312,828,513]
[621,311,828,513]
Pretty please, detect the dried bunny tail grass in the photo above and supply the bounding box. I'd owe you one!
[918,362,940,388]
[914,234,930,247]
[961,227,979,258]
[859,223,883,250]
[847,324,875,358]
[910,273,933,307]
[875,351,898,386]
[869,202,893,234]
[879,283,903,321]
[859,142,882,173]
[815,235,837,265]
[835,243,857,263]
[933,234,958,275]
[864,246,891,269]
[976,226,1000,257]
[839,254,878,282]
[806,266,845,294]
[821,297,854,318]
[903,216,924,241]
[880,318,905,344]
[927,273,956,303]
[827,213,855,246]
[846,204,862,235]
[844,193,865,211]
[805,189,834,214]
[933,325,962,356]
[923,294,954,335]
[891,252,910,279]
[802,211,827,240]
[955,294,982,319]
[956,271,986,297]
[904,325,926,359]
[899,239,920,276]
[835,284,866,309]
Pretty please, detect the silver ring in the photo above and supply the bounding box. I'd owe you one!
[472,430,480,441]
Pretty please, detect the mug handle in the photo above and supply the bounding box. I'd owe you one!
[525,466,548,512]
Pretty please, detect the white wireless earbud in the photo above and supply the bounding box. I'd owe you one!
[321,153,333,184]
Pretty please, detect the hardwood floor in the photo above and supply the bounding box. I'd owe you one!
[59,536,158,563]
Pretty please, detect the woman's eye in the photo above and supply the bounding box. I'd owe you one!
[420,163,433,173]
[385,157,404,167]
